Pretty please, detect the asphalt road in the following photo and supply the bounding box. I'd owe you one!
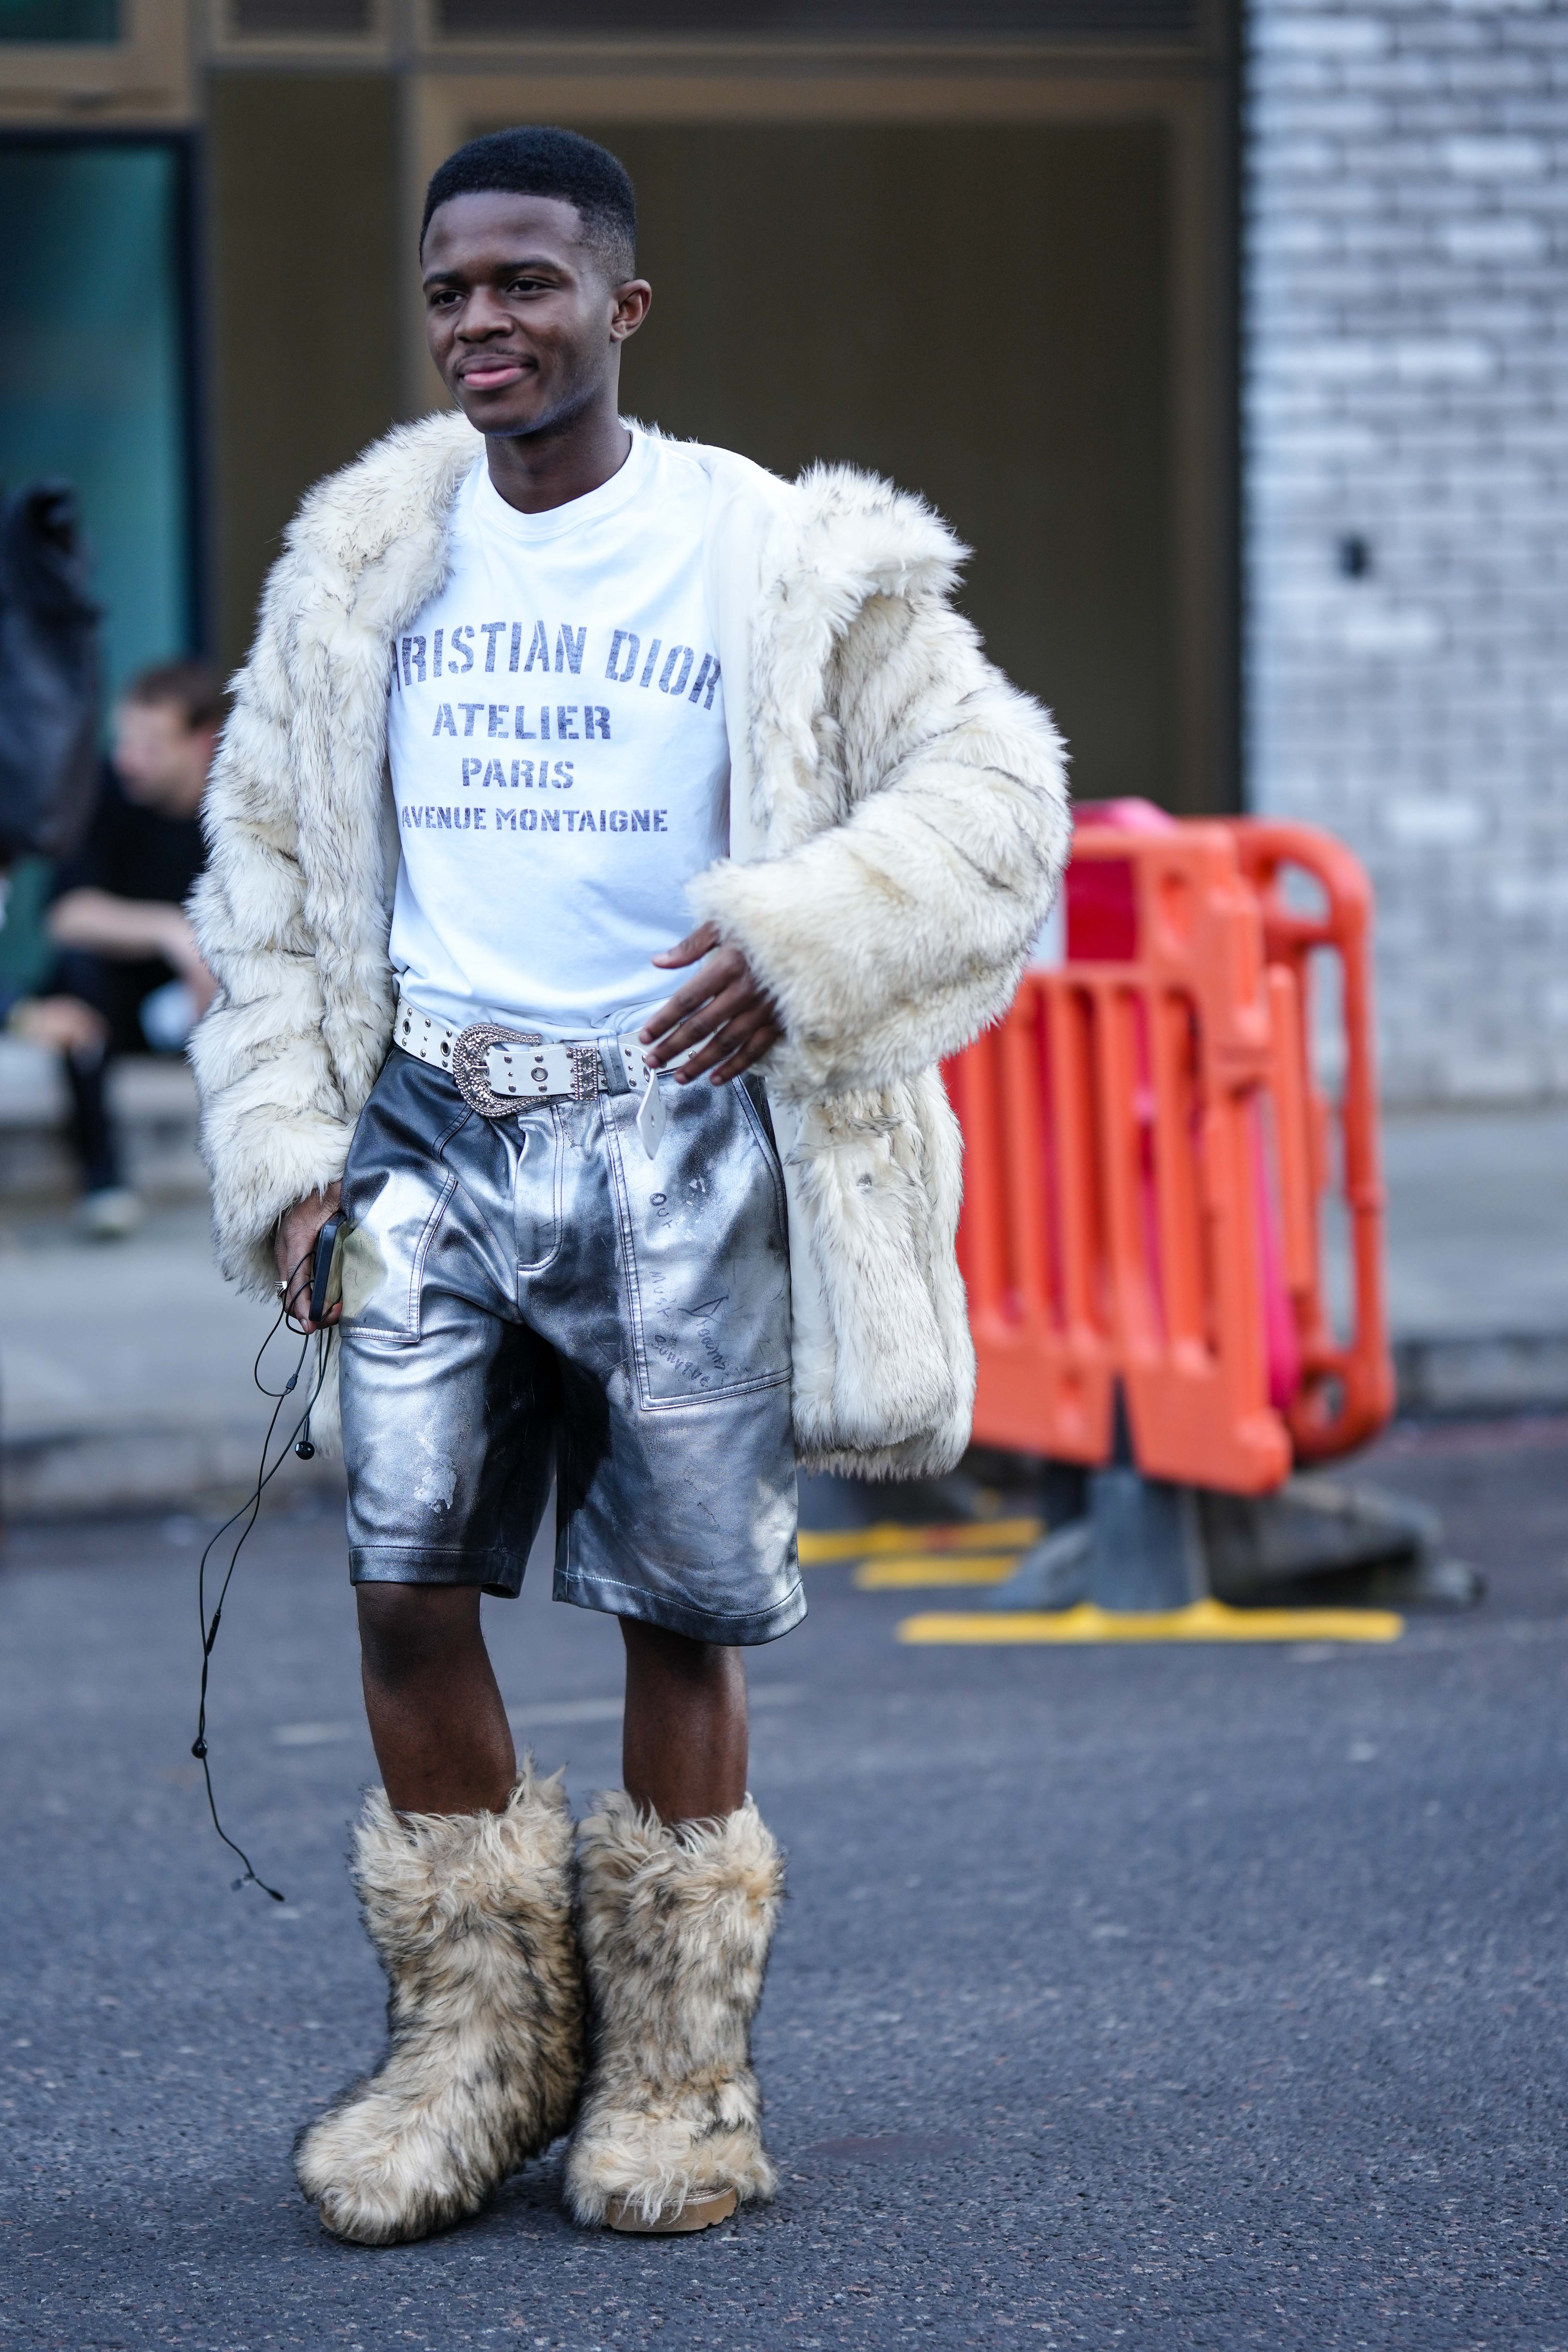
[4,1420,1568,2350]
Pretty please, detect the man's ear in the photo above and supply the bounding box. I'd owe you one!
[611,280,652,343]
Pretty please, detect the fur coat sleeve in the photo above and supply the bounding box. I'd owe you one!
[187,558,369,1296]
[688,472,1070,1103]
[186,414,477,1295]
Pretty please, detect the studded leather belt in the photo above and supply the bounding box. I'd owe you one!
[393,993,658,1122]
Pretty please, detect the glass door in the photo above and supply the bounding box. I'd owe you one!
[0,134,196,985]
[0,135,196,700]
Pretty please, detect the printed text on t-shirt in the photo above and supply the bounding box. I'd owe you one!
[395,619,719,708]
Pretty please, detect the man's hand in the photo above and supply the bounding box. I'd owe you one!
[274,1182,343,1334]
[11,995,108,1054]
[639,922,780,1086]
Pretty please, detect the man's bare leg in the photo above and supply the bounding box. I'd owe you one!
[298,1585,578,2247]
[357,1585,516,1815]
[620,1617,747,1823]
[356,1592,743,1823]
[566,1618,771,2231]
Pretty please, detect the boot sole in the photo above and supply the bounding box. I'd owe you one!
[604,2187,739,2234]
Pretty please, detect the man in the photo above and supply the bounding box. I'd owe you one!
[47,661,220,1236]
[192,127,1069,2247]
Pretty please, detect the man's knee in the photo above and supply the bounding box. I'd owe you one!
[620,1615,741,1688]
[357,1583,483,1682]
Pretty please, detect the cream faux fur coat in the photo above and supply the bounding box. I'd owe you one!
[190,413,1069,1477]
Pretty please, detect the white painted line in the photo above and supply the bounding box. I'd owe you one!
[274,1686,813,1746]
[506,1682,808,1730]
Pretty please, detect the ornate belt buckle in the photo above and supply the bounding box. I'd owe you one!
[568,1043,603,1102]
[450,1022,544,1119]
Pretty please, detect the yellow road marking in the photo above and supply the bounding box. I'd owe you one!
[799,1518,1042,1566]
[854,1555,1021,1589]
[896,1598,1404,1645]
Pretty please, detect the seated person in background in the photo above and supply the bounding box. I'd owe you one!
[45,660,221,1238]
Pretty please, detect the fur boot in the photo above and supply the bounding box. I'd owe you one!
[295,1764,583,2246]
[565,1793,784,2232]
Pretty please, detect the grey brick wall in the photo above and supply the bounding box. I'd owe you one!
[1245,0,1568,1102]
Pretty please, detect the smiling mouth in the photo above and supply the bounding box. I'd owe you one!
[459,358,530,389]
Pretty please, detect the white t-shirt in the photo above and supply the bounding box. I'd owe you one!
[385,428,728,1036]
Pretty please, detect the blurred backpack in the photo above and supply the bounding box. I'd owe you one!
[0,480,102,865]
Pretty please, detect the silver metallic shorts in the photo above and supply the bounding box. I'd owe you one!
[337,1045,804,1647]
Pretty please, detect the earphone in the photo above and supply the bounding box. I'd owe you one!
[190,1249,335,1902]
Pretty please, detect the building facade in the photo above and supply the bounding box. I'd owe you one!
[1246,0,1568,1102]
[0,2,1239,823]
[9,6,1562,1105]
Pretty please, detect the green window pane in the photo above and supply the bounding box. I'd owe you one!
[0,0,120,38]
[0,858,60,993]
[0,141,193,704]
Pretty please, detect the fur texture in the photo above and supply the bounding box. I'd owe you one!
[691,464,1069,1099]
[564,1794,783,2229]
[191,412,1070,1476]
[294,1762,584,2246]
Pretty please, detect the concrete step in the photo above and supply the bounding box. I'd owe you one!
[0,1201,342,1520]
[0,1040,205,1203]
[1353,1107,1568,1415]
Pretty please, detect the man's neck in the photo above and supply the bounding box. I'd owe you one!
[484,396,631,517]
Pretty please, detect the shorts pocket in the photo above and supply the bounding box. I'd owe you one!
[340,1162,460,1344]
[607,1081,793,1409]
[736,1076,788,1224]
[513,1105,565,1275]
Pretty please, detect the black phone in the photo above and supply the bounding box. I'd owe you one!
[309,1211,346,1324]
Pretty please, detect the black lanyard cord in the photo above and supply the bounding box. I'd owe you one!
[191,1255,334,1902]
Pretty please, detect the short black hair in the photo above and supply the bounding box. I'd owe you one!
[421,127,636,281]
[122,660,227,734]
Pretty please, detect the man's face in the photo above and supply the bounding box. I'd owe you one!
[113,700,214,816]
[421,190,648,439]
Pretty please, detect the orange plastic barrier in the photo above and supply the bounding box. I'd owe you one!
[1226,818,1394,1462]
[946,814,1394,1494]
